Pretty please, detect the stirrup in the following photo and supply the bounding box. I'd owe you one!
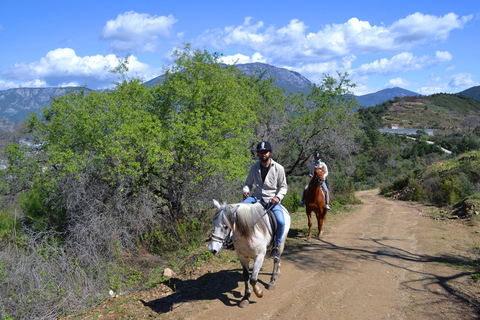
[298,201,304,207]
[326,204,331,210]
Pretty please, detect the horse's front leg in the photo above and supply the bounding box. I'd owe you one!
[250,254,265,298]
[238,255,251,308]
[306,209,313,242]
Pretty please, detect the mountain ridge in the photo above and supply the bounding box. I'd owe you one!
[1,63,478,123]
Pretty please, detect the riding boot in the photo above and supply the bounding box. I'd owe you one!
[298,190,306,206]
[270,247,280,261]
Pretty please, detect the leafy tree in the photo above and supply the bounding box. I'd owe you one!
[279,72,361,176]
[150,45,258,214]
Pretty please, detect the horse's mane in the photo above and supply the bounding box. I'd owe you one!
[227,202,269,243]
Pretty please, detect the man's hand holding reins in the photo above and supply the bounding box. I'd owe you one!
[270,196,280,205]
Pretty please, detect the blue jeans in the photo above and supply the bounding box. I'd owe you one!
[243,196,285,246]
[304,182,330,203]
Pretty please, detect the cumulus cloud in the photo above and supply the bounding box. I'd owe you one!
[291,55,357,83]
[417,72,479,95]
[220,52,267,64]
[101,11,178,53]
[0,80,18,90]
[198,13,471,65]
[355,51,452,76]
[2,48,158,89]
[385,77,416,88]
[20,79,48,88]
[390,12,472,43]
[448,73,479,89]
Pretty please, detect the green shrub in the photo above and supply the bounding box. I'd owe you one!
[393,176,410,191]
[19,177,67,233]
[282,188,301,213]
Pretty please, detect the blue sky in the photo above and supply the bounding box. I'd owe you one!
[1,0,479,95]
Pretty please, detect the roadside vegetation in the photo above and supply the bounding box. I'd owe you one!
[0,44,479,319]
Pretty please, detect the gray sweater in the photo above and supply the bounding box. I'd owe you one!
[243,159,288,201]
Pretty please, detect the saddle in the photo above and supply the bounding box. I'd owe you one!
[256,199,278,249]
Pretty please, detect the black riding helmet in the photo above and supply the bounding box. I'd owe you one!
[257,141,272,152]
[314,152,322,159]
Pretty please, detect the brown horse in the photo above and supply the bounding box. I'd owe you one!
[305,165,328,242]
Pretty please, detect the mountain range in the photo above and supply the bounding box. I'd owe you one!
[1,62,479,124]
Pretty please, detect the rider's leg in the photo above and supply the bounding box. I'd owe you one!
[322,182,331,210]
[298,185,308,206]
[271,203,285,247]
[243,196,256,204]
[269,203,284,261]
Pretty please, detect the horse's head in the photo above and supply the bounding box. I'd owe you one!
[208,200,235,255]
[313,165,325,183]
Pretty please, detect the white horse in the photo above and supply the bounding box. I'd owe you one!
[208,199,291,308]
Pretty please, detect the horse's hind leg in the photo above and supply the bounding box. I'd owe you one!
[268,242,285,290]
[268,259,281,290]
[238,255,251,308]
[316,210,327,239]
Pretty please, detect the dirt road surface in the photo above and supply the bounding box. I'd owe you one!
[78,189,480,319]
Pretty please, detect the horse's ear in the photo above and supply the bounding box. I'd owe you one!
[213,199,221,209]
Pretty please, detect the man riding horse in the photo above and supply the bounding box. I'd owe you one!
[242,141,288,261]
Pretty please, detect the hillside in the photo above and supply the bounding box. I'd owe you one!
[355,87,420,108]
[360,93,480,135]
[0,87,88,123]
[458,85,480,101]
[144,62,313,94]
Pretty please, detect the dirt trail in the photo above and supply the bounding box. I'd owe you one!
[80,189,480,319]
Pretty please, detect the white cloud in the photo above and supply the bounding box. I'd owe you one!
[220,52,267,64]
[385,77,416,88]
[445,66,456,72]
[20,79,48,88]
[101,11,178,52]
[417,72,479,95]
[390,12,472,43]
[417,84,448,95]
[448,73,479,90]
[291,55,356,83]
[198,13,470,65]
[2,48,158,89]
[355,51,452,76]
[0,80,18,90]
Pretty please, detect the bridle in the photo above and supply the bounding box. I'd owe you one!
[211,206,238,246]
[312,169,325,186]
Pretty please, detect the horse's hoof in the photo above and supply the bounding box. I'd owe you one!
[267,283,276,291]
[253,286,263,298]
[306,238,312,243]
[317,234,323,239]
[239,299,250,308]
